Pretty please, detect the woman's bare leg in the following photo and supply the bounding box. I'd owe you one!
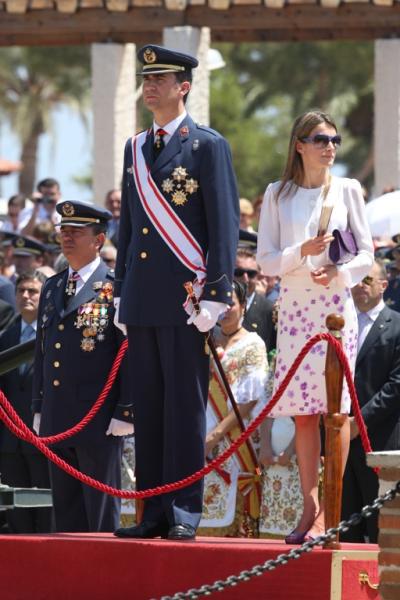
[307,415,350,537]
[293,414,321,533]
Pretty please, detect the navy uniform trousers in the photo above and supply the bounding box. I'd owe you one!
[128,324,209,528]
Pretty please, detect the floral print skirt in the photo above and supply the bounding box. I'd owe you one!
[269,275,357,417]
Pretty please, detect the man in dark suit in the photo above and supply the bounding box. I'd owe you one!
[235,247,276,353]
[113,45,239,540]
[0,270,52,533]
[341,259,400,543]
[32,201,133,533]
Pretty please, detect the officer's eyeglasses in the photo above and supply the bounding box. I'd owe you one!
[300,134,342,148]
[234,268,258,279]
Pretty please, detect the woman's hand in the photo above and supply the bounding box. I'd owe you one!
[277,451,291,467]
[310,264,338,286]
[259,448,276,467]
[301,233,334,258]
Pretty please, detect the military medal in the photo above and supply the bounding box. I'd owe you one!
[185,178,199,194]
[161,166,199,208]
[171,190,188,207]
[81,338,95,352]
[162,179,174,194]
[74,283,113,351]
[172,166,188,182]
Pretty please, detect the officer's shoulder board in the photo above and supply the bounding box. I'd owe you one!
[42,268,67,290]
[195,123,220,138]
[105,269,115,282]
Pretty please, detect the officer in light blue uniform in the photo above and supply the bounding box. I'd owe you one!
[114,45,239,540]
[32,201,133,532]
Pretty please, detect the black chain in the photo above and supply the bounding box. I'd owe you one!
[155,480,400,600]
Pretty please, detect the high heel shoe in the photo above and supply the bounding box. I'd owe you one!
[284,530,308,545]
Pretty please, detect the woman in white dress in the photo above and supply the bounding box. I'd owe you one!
[256,110,374,543]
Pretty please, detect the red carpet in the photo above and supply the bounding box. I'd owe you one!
[0,534,379,600]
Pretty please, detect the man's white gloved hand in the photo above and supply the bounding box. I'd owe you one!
[187,300,228,333]
[33,413,41,435]
[106,418,134,436]
[113,297,127,336]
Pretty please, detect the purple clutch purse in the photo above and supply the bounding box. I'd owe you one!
[329,229,358,264]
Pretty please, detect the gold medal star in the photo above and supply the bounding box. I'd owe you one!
[172,166,188,182]
[171,190,188,206]
[162,178,174,194]
[185,178,199,194]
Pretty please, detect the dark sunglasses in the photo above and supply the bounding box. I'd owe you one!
[361,276,385,286]
[234,267,258,279]
[300,134,342,148]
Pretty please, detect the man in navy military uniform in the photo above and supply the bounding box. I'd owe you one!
[11,235,46,276]
[113,45,239,540]
[32,201,133,532]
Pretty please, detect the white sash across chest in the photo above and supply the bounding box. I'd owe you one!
[131,131,207,284]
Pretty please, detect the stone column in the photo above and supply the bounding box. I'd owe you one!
[374,40,400,194]
[91,43,136,205]
[163,27,210,126]
[367,451,400,599]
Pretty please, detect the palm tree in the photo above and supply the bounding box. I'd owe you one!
[0,46,90,195]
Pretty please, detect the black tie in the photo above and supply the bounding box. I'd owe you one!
[154,128,167,159]
[65,271,79,306]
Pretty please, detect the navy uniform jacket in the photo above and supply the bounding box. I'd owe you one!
[0,315,40,454]
[32,261,133,447]
[114,114,240,326]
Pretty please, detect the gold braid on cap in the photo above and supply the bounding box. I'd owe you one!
[142,64,185,72]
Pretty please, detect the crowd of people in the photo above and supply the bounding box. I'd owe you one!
[0,43,399,546]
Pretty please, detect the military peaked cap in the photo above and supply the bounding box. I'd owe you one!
[12,235,46,256]
[137,44,198,76]
[56,201,112,228]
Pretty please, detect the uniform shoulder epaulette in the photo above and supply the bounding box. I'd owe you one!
[195,123,220,137]
[106,269,115,281]
[44,268,67,287]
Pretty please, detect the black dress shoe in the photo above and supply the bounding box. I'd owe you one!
[114,520,169,539]
[168,524,196,541]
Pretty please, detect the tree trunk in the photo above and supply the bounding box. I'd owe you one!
[18,118,43,196]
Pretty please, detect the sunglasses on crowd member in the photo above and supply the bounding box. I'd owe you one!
[234,267,258,279]
[300,134,342,148]
[361,275,385,286]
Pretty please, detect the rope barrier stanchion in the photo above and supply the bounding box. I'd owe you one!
[0,331,375,498]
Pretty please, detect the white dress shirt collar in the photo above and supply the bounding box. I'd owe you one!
[356,299,386,323]
[68,256,101,293]
[153,110,187,145]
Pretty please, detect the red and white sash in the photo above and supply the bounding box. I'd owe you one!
[131,131,207,284]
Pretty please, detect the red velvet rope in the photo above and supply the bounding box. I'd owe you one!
[0,332,374,499]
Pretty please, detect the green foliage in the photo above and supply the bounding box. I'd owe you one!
[0,46,90,140]
[210,41,374,197]
[0,46,90,193]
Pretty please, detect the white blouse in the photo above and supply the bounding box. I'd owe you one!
[256,176,374,288]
